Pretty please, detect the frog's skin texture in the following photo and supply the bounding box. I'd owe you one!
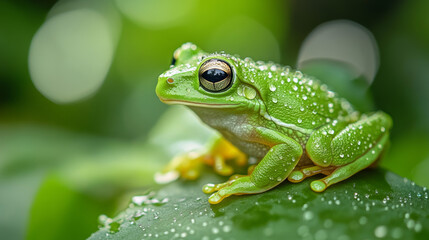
[156,43,392,204]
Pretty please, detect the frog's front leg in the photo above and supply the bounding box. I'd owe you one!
[203,127,303,204]
[303,111,392,192]
[156,136,247,183]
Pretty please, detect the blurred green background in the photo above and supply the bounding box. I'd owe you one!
[1,0,429,239]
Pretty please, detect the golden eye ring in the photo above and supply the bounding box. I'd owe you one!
[198,59,233,92]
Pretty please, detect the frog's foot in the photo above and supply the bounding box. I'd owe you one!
[213,155,234,176]
[211,137,247,175]
[202,176,265,204]
[288,165,335,183]
[156,137,248,183]
[156,150,205,183]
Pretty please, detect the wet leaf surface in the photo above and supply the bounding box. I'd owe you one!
[88,168,428,240]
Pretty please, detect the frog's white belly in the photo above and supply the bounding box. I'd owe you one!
[220,130,269,159]
[190,107,270,159]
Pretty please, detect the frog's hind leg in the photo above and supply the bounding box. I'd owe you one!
[311,133,389,192]
[306,111,392,192]
[288,165,335,183]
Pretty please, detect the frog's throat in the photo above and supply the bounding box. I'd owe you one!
[160,98,239,109]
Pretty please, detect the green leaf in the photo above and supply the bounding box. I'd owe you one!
[88,168,428,240]
[26,175,113,240]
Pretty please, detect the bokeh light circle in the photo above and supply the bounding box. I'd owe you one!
[115,0,195,29]
[298,20,379,85]
[29,8,115,104]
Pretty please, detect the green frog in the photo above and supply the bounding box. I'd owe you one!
[156,43,392,204]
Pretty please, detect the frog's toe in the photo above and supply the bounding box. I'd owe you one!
[181,168,200,180]
[202,181,231,194]
[202,183,216,193]
[288,170,304,183]
[214,156,234,176]
[310,180,327,192]
[208,191,230,204]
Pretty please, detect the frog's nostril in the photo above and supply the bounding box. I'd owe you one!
[167,78,175,84]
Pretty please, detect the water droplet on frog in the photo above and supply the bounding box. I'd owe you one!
[269,84,276,91]
[272,98,278,103]
[244,87,256,99]
[297,118,302,123]
[340,154,344,158]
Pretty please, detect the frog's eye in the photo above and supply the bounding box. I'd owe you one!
[171,55,177,66]
[199,59,233,92]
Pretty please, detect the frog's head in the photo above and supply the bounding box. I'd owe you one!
[156,43,258,110]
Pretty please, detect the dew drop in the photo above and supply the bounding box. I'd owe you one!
[269,84,277,91]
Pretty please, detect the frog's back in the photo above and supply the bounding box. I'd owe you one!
[241,61,357,142]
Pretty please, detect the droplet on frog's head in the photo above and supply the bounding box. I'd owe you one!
[244,87,256,100]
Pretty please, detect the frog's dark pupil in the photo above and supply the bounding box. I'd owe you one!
[202,69,227,83]
[171,56,177,66]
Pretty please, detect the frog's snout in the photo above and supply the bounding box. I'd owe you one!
[156,75,175,101]
[166,77,175,84]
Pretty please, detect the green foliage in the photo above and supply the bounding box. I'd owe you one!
[26,175,110,240]
[89,169,429,239]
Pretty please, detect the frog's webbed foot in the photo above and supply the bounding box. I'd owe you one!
[155,150,205,183]
[155,137,247,184]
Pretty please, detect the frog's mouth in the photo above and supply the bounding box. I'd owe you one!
[159,98,238,108]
